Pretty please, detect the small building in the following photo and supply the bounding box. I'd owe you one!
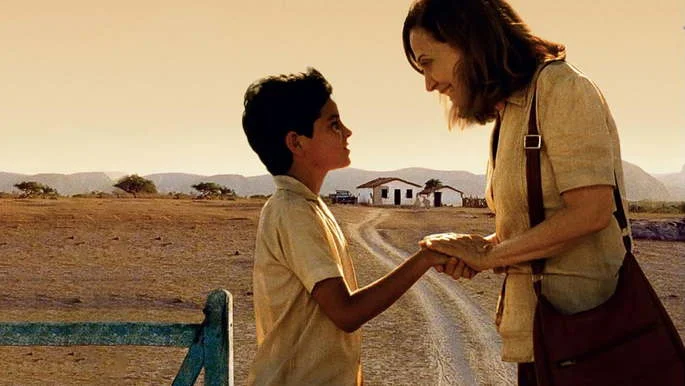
[356,177,422,206]
[418,185,464,207]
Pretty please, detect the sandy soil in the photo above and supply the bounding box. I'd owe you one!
[0,199,682,385]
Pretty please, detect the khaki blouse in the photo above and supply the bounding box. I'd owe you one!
[485,60,630,362]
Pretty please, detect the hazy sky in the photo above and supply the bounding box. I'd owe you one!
[2,0,683,176]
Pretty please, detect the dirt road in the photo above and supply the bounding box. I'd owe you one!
[347,208,516,386]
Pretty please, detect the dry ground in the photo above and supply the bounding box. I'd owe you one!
[0,199,682,385]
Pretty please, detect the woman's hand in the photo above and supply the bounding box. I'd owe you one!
[420,233,494,273]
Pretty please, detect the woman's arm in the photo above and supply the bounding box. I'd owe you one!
[482,184,614,269]
[423,184,614,271]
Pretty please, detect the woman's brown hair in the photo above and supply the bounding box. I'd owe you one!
[402,0,566,127]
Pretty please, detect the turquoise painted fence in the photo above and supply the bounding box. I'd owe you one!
[0,289,233,386]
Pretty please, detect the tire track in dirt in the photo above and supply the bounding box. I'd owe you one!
[347,208,516,386]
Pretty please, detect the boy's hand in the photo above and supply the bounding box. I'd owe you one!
[431,256,479,280]
[418,248,451,267]
[419,248,479,280]
[441,257,479,280]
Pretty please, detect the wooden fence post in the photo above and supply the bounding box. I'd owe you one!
[0,288,233,385]
[203,289,234,386]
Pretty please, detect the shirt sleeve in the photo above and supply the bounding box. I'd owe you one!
[537,65,616,193]
[276,204,344,293]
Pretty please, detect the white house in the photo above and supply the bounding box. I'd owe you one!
[418,185,464,207]
[356,177,422,206]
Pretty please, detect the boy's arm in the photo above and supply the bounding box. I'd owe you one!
[311,249,450,333]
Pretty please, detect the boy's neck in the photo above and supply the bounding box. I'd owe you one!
[287,163,326,195]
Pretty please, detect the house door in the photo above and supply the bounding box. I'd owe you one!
[394,189,401,205]
[434,192,442,207]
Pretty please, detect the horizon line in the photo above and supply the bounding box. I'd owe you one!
[1,161,684,179]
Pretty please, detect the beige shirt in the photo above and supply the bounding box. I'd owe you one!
[247,175,362,386]
[485,61,629,362]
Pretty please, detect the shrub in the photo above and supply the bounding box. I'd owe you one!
[13,181,59,198]
[114,175,157,198]
[628,200,685,214]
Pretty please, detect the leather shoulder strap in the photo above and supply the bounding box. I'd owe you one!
[525,62,555,295]
[525,61,633,296]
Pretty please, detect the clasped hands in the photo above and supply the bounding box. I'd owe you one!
[420,233,493,280]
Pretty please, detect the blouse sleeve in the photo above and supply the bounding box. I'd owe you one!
[536,65,616,193]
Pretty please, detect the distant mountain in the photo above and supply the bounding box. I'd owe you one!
[147,173,275,196]
[0,172,26,194]
[653,164,685,201]
[104,171,127,181]
[145,173,208,194]
[145,168,485,197]
[622,161,672,201]
[0,172,115,196]
[0,162,680,201]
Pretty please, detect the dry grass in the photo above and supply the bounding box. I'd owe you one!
[0,199,682,385]
[0,198,259,385]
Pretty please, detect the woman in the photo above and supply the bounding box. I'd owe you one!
[402,0,629,384]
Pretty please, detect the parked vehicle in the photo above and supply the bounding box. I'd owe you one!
[328,190,357,204]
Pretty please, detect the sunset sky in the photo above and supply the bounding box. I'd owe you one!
[1,0,683,177]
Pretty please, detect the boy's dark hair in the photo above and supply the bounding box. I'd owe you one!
[402,0,566,126]
[242,67,333,175]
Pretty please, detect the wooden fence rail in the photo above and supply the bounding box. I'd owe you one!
[462,197,488,208]
[0,289,233,386]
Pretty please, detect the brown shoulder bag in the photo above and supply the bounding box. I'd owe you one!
[525,67,685,385]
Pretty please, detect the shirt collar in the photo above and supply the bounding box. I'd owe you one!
[505,59,563,107]
[273,175,320,202]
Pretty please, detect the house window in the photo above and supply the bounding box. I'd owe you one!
[406,189,413,199]
[381,188,388,199]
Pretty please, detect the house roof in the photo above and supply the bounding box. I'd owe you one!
[356,177,422,189]
[418,185,464,195]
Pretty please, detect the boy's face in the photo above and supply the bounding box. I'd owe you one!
[299,98,352,173]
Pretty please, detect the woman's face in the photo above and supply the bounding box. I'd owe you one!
[409,27,463,103]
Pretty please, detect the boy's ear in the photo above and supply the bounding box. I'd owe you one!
[285,131,303,155]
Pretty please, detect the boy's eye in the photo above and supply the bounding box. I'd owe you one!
[331,122,342,132]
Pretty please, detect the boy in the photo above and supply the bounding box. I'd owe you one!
[242,68,451,385]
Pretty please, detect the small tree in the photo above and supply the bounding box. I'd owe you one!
[14,181,58,198]
[114,174,157,198]
[192,182,236,199]
[424,178,442,190]
[219,186,236,199]
[192,182,222,199]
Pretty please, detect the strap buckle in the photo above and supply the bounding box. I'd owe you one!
[524,135,542,150]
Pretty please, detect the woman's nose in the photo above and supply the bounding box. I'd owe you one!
[424,74,438,92]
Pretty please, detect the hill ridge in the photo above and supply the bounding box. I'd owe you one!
[1,161,682,201]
